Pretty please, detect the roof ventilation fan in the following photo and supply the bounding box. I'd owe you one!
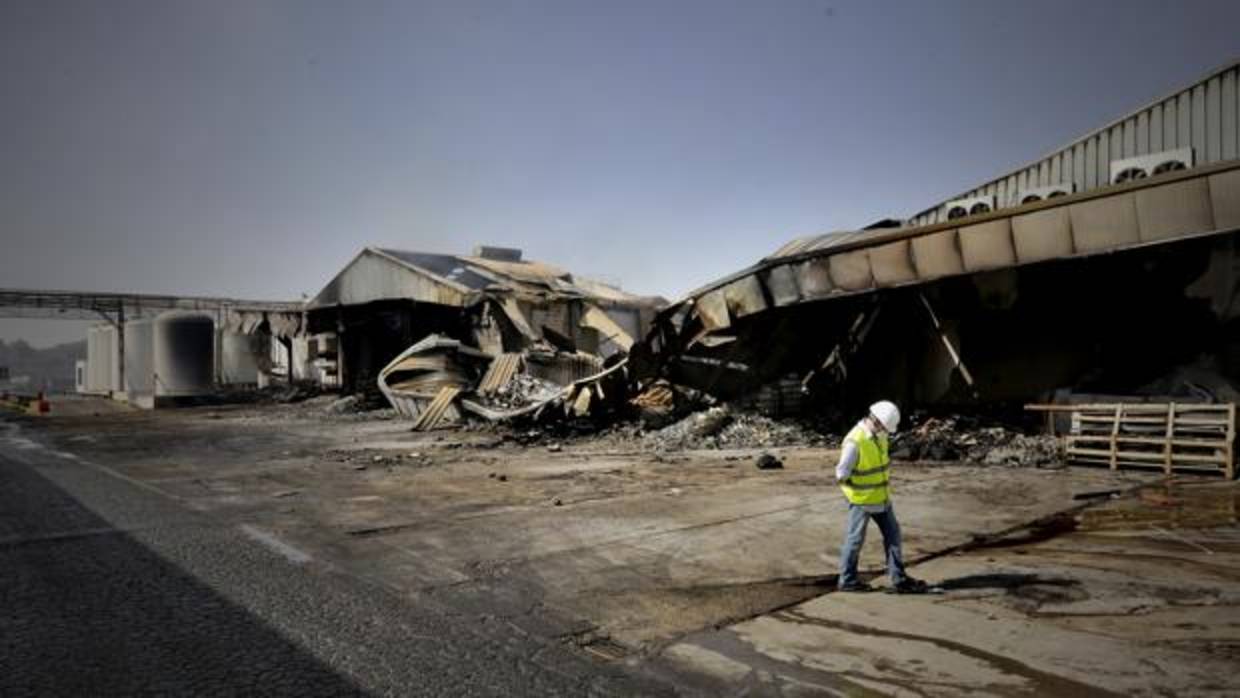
[1110,147,1193,185]
[1152,160,1187,175]
[944,195,996,221]
[1017,183,1075,205]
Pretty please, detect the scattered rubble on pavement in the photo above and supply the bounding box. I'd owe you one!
[892,414,1062,467]
[641,404,831,451]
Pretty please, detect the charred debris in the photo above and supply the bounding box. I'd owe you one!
[291,162,1240,474]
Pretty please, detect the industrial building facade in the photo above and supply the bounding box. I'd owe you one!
[634,61,1240,418]
[910,59,1240,226]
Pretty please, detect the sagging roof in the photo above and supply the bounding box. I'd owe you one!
[309,246,662,310]
[908,58,1240,227]
[660,159,1240,337]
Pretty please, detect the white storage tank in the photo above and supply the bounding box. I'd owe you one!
[86,324,117,394]
[124,318,156,397]
[219,331,265,385]
[153,312,215,397]
[104,325,121,394]
[85,327,101,393]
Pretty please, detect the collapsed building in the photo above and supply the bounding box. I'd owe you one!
[304,246,664,422]
[632,60,1240,421]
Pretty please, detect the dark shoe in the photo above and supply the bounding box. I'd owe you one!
[892,577,929,594]
[837,581,874,593]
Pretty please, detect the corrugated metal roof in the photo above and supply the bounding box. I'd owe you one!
[377,249,497,291]
[764,230,888,262]
[311,247,659,309]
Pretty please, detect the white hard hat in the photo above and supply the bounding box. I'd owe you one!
[869,400,901,433]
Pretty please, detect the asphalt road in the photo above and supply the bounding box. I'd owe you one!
[0,418,669,697]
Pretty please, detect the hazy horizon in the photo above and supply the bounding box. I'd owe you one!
[4,0,1239,347]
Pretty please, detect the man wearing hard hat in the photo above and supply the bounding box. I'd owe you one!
[834,400,928,593]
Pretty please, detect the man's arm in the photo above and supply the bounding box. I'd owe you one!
[835,441,858,482]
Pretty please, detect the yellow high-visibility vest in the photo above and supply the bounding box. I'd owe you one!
[840,425,890,506]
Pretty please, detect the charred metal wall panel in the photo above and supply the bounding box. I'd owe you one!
[911,61,1240,226]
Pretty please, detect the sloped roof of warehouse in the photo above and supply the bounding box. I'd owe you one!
[908,57,1240,226]
[309,246,662,309]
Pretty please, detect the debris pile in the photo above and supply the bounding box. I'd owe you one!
[644,405,828,451]
[891,416,1061,467]
[476,373,566,411]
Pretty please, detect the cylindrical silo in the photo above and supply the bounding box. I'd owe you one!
[86,326,102,393]
[219,331,265,385]
[104,325,121,394]
[153,312,215,397]
[124,318,155,396]
[87,324,118,394]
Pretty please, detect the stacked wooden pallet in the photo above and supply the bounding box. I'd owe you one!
[1027,403,1235,478]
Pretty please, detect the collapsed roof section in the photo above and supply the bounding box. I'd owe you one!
[636,160,1240,402]
[307,246,665,393]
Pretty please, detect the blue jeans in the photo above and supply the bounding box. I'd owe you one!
[838,503,907,588]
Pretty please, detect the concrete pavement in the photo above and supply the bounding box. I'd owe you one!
[0,418,668,697]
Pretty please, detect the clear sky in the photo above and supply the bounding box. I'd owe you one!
[3,0,1238,346]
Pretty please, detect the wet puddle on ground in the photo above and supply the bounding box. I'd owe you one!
[1079,481,1239,531]
[961,481,1240,553]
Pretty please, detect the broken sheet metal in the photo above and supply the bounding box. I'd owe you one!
[579,304,634,351]
[377,335,491,423]
[409,386,463,431]
[498,297,540,341]
[309,247,663,317]
[477,353,524,395]
[459,357,630,424]
[378,332,631,426]
[525,349,604,386]
[638,161,1240,377]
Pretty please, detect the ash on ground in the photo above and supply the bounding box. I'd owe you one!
[892,415,1061,467]
[642,406,831,451]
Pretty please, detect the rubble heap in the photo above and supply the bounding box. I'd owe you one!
[473,373,563,411]
[643,405,830,451]
[891,416,1060,467]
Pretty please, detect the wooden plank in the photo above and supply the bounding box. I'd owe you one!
[1026,403,1231,413]
[1066,447,1226,465]
[1165,402,1175,476]
[1065,435,1227,447]
[1229,403,1236,480]
[1074,416,1228,427]
[1069,457,1225,474]
[1110,405,1122,470]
